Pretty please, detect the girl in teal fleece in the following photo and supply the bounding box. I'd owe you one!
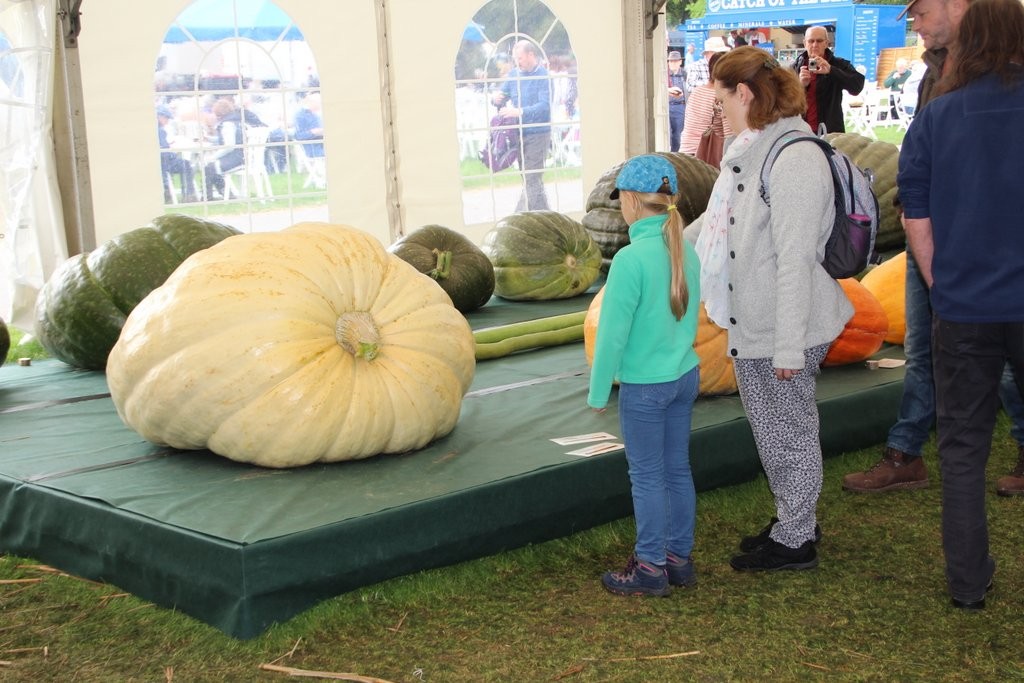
[588,154,702,597]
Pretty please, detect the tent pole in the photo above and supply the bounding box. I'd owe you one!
[54,0,95,255]
[622,0,668,157]
[374,0,404,243]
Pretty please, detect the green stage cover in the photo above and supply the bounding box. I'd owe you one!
[0,293,906,638]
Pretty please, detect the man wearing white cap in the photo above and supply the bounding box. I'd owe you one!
[685,36,729,95]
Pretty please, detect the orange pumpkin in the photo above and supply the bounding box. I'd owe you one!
[822,278,889,367]
[859,251,906,345]
[583,286,737,396]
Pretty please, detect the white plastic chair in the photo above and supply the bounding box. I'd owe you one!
[842,89,873,138]
[891,91,914,130]
[224,125,274,200]
[292,140,326,190]
[163,171,179,204]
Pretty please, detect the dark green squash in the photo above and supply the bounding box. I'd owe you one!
[482,211,602,301]
[825,132,903,251]
[34,214,240,370]
[0,317,9,365]
[583,152,719,267]
[388,225,495,313]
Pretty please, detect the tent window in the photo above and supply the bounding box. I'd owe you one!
[455,0,582,225]
[154,0,326,232]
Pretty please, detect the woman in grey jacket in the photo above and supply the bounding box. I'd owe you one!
[684,47,853,572]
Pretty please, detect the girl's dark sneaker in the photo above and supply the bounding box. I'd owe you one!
[665,551,697,587]
[602,554,671,597]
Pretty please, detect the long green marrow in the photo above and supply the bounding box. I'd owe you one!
[473,311,587,344]
[473,311,588,360]
[475,324,585,360]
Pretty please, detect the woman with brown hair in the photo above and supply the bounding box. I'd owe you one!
[898,0,1024,609]
[684,46,852,572]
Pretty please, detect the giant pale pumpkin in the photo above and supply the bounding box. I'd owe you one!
[583,287,737,396]
[860,251,906,344]
[107,222,476,468]
[822,278,889,367]
[482,211,602,301]
[34,214,240,370]
[824,133,903,251]
[582,153,719,268]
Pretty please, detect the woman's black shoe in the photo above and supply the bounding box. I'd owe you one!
[739,517,822,552]
[730,538,818,572]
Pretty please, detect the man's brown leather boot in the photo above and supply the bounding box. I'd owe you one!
[842,447,929,493]
[996,446,1024,496]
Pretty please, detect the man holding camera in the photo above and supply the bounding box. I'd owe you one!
[793,25,865,134]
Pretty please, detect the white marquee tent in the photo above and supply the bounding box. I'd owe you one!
[0,0,674,332]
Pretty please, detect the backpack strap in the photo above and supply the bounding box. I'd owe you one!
[758,130,837,207]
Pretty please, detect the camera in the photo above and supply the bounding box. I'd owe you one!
[809,58,820,72]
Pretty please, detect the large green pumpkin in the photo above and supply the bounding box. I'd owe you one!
[824,132,903,252]
[481,211,602,301]
[582,152,719,266]
[0,317,9,365]
[388,224,495,313]
[35,214,240,370]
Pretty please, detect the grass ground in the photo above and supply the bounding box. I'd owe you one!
[1,349,1022,682]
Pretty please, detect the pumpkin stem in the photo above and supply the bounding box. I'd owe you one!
[564,254,578,269]
[335,312,382,361]
[430,248,453,280]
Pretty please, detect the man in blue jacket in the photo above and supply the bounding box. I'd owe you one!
[897,0,1024,609]
[495,40,551,211]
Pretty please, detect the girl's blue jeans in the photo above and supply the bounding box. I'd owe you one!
[618,366,700,566]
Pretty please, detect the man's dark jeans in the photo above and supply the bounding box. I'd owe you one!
[933,317,1024,602]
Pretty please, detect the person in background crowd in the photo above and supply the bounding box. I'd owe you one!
[897,0,1024,609]
[667,51,687,152]
[883,58,914,119]
[685,36,730,96]
[899,59,927,115]
[680,51,734,156]
[793,26,865,133]
[156,105,196,203]
[842,0,1024,497]
[293,91,325,159]
[589,154,702,598]
[494,39,551,211]
[203,99,265,201]
[685,47,852,572]
[884,58,913,91]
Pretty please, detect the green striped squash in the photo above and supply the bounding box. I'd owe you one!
[0,317,9,365]
[482,211,602,301]
[388,224,495,313]
[34,214,240,370]
[582,152,719,266]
